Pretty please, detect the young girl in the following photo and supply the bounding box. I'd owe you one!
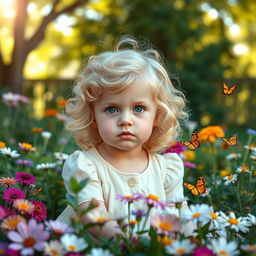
[58,36,189,238]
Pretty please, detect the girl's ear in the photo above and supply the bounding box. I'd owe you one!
[92,120,98,128]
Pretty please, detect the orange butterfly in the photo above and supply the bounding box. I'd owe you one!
[184,176,206,196]
[222,82,237,96]
[181,130,200,151]
[222,134,238,146]
[30,186,44,196]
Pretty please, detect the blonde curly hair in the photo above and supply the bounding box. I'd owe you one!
[65,36,188,153]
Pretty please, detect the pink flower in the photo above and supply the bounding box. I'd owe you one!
[183,162,196,168]
[115,193,143,203]
[15,172,36,185]
[3,188,25,203]
[140,193,167,210]
[192,247,215,256]
[7,219,49,255]
[163,142,186,155]
[0,205,16,219]
[44,220,74,235]
[151,214,181,236]
[30,201,47,222]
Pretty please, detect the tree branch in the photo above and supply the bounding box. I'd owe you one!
[25,0,87,53]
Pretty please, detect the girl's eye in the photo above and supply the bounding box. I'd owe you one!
[134,106,145,113]
[106,107,118,113]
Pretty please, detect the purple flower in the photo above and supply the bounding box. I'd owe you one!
[3,188,25,203]
[183,162,196,168]
[115,193,143,203]
[15,172,36,185]
[163,142,186,155]
[140,193,167,210]
[15,159,33,166]
[7,219,49,255]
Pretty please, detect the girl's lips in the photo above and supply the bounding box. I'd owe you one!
[119,131,134,136]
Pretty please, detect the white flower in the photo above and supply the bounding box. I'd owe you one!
[88,248,114,256]
[44,240,65,256]
[36,163,56,169]
[41,131,52,139]
[226,153,241,160]
[241,244,256,253]
[165,239,196,255]
[208,210,226,230]
[235,166,250,174]
[246,213,256,225]
[60,233,87,252]
[54,152,69,161]
[219,212,252,233]
[208,237,239,256]
[0,147,20,158]
[181,204,212,226]
[86,210,110,223]
[223,174,238,185]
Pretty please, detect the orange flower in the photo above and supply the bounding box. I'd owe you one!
[31,127,43,133]
[198,126,225,143]
[18,142,36,152]
[0,141,6,149]
[44,108,58,117]
[57,98,67,108]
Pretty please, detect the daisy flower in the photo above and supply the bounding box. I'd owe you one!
[208,211,226,230]
[15,172,36,185]
[15,159,34,166]
[223,174,238,185]
[168,197,188,209]
[41,131,52,139]
[36,163,56,170]
[246,213,256,225]
[150,214,181,236]
[88,248,114,256]
[219,211,251,233]
[44,240,65,256]
[7,219,49,255]
[244,144,256,151]
[181,204,212,226]
[1,215,25,231]
[226,153,241,160]
[54,152,69,161]
[0,147,20,158]
[86,210,109,224]
[115,193,143,203]
[30,201,47,222]
[241,244,256,253]
[18,142,36,152]
[208,237,239,256]
[141,193,167,210]
[0,177,17,187]
[165,239,196,255]
[45,220,74,235]
[3,188,25,203]
[13,199,35,214]
[60,234,88,252]
[235,165,250,174]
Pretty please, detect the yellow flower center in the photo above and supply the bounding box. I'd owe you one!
[0,249,6,254]
[211,212,218,219]
[176,248,186,254]
[23,237,36,247]
[6,218,20,229]
[148,194,159,201]
[228,175,233,180]
[125,195,132,199]
[241,166,249,172]
[219,250,228,255]
[128,220,138,225]
[0,141,6,148]
[228,218,239,225]
[19,203,29,211]
[50,249,59,256]
[97,217,107,222]
[68,245,76,251]
[159,222,172,231]
[192,212,201,218]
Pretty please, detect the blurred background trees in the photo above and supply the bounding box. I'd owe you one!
[0,0,255,127]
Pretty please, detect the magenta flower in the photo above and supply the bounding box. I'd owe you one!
[0,205,16,219]
[192,247,215,256]
[163,142,186,155]
[30,201,47,222]
[115,193,143,203]
[3,188,25,203]
[7,218,49,255]
[15,172,36,185]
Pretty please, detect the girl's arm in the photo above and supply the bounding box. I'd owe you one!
[78,200,124,239]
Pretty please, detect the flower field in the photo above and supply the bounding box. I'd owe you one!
[0,92,256,256]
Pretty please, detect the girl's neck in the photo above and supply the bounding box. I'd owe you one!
[96,144,149,173]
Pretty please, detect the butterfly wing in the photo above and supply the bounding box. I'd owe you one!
[222,135,238,146]
[195,176,206,194]
[181,130,200,151]
[222,83,237,95]
[184,182,199,196]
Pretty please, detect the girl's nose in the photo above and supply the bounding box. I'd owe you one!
[118,111,133,126]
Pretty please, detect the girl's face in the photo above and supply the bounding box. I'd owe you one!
[93,82,158,153]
